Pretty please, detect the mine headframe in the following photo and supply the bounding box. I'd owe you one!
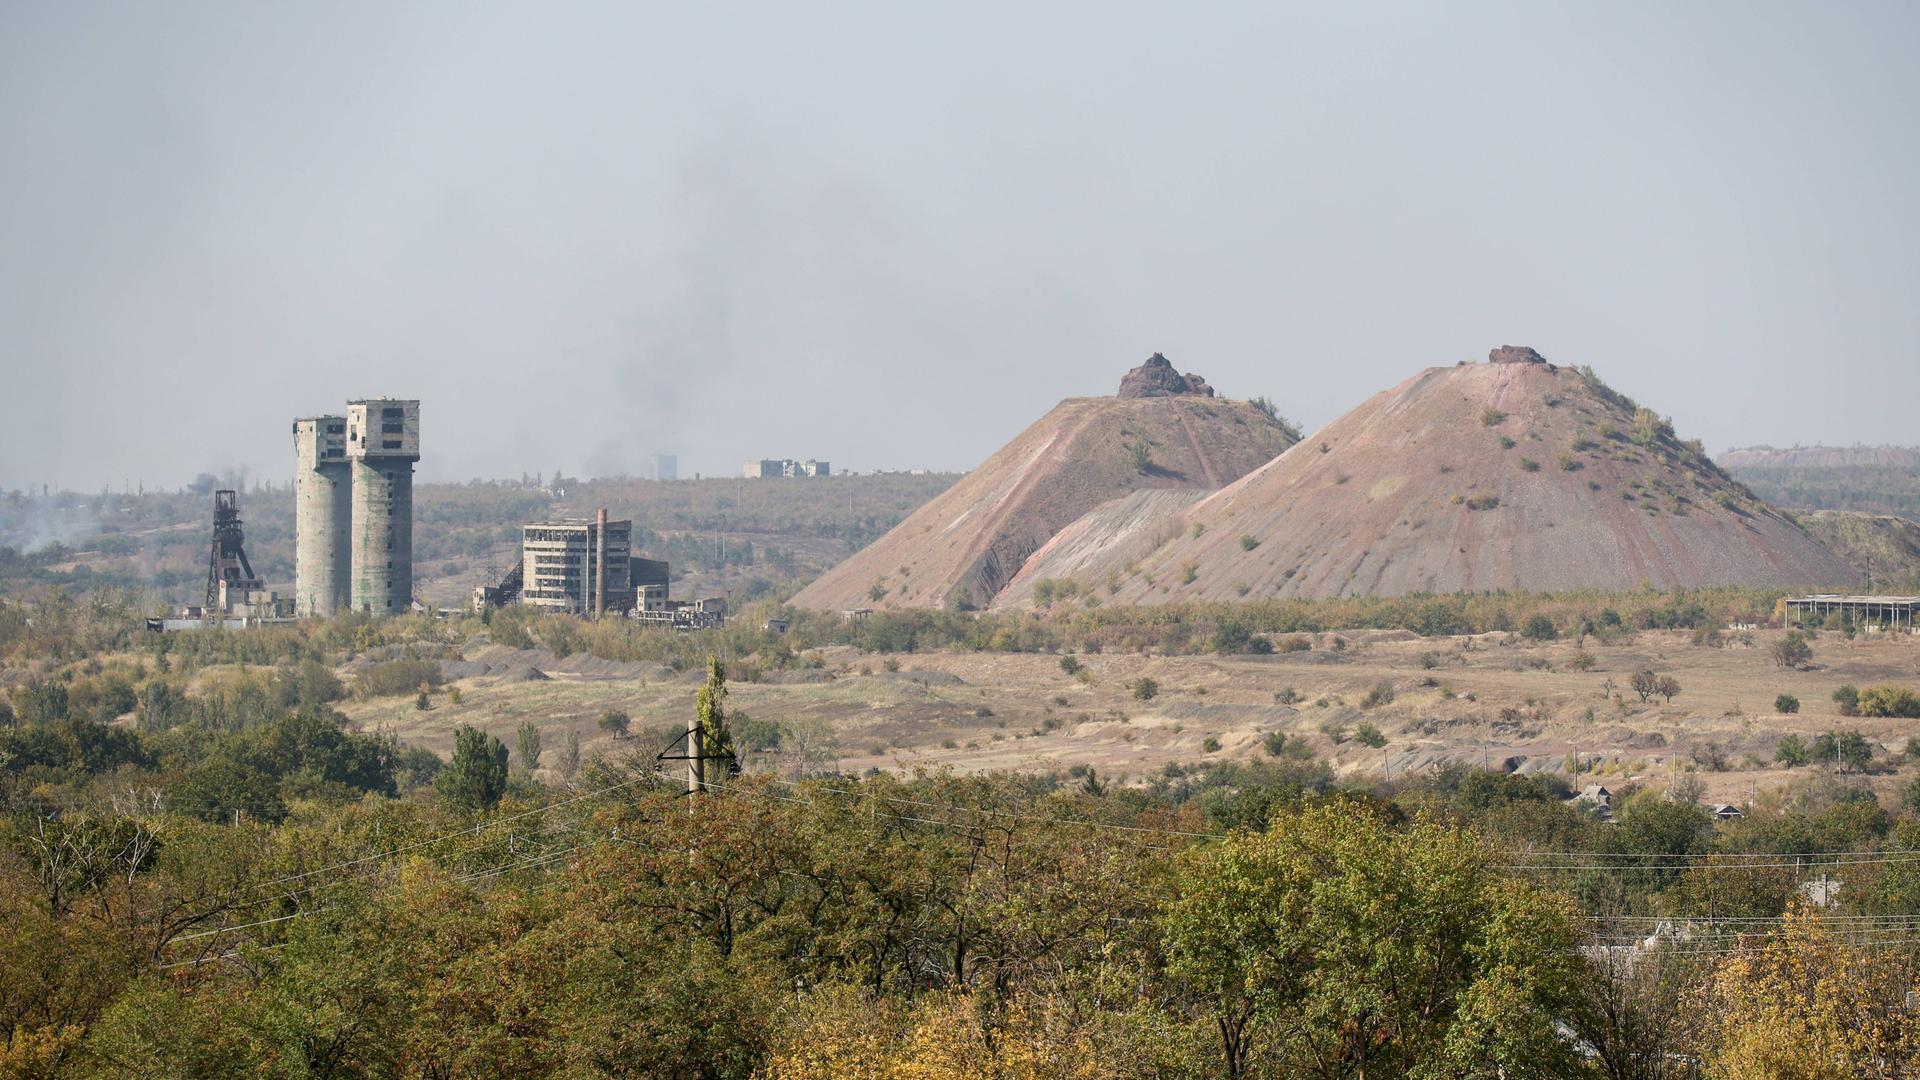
[205,489,262,611]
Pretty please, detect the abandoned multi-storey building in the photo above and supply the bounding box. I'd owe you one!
[293,397,420,617]
[742,458,830,478]
[473,509,724,629]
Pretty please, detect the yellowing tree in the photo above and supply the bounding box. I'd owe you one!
[1703,907,1920,1079]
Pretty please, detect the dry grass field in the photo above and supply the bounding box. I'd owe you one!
[337,625,1920,805]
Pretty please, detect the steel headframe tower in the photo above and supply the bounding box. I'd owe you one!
[205,489,262,611]
[345,398,420,615]
[292,415,352,616]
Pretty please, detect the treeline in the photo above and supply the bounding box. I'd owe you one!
[8,752,1920,1076]
[1728,462,1920,518]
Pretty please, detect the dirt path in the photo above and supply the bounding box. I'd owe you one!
[1176,409,1223,487]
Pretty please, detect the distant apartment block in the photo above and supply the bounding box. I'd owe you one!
[743,458,830,478]
[652,453,678,482]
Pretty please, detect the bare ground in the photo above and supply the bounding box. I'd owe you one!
[335,626,1920,804]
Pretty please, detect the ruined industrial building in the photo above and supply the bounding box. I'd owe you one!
[474,509,726,630]
[293,398,420,616]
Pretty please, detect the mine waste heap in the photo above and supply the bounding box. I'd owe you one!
[791,353,1299,612]
[997,345,1858,606]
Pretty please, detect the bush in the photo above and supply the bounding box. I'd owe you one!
[1521,614,1557,642]
[1360,682,1396,709]
[1354,722,1386,749]
[1263,732,1288,757]
[598,709,631,738]
[1466,494,1500,511]
[1239,535,1260,551]
[1775,734,1809,767]
[1279,636,1311,653]
[1201,736,1221,753]
[354,658,444,700]
[1519,458,1541,473]
[1834,685,1861,716]
[1131,677,1158,702]
[1858,685,1920,719]
[1059,654,1082,677]
[1480,407,1507,427]
[1810,730,1874,773]
[1775,693,1800,715]
[1771,631,1813,669]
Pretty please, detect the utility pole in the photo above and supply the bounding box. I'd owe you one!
[686,712,703,798]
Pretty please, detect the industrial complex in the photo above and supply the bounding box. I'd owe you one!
[473,509,725,630]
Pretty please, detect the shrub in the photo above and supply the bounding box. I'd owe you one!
[1131,677,1159,702]
[1497,436,1516,450]
[1833,685,1860,716]
[1858,685,1920,719]
[1354,722,1387,748]
[1519,458,1541,473]
[1771,631,1813,669]
[1239,534,1260,551]
[354,658,444,700]
[1275,687,1301,705]
[598,709,631,738]
[1480,407,1507,426]
[1263,732,1288,756]
[1466,494,1501,511]
[1774,734,1809,767]
[1201,736,1221,753]
[1521,614,1557,642]
[1568,650,1597,672]
[1775,693,1800,715]
[1279,636,1311,653]
[1810,730,1874,772]
[1059,654,1082,677]
[1360,681,1396,709]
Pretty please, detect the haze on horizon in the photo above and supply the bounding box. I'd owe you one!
[2,1,1916,492]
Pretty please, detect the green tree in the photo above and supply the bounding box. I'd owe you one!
[436,725,508,812]
[1131,677,1158,702]
[697,655,739,778]
[1774,734,1809,767]
[515,721,542,776]
[1774,693,1800,715]
[598,709,630,739]
[1161,801,1586,1077]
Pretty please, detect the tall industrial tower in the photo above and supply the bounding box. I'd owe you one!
[345,398,420,614]
[205,489,263,611]
[292,416,352,616]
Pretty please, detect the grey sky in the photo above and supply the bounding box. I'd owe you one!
[3,1,1915,490]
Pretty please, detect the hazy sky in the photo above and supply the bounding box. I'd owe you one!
[3,1,1916,490]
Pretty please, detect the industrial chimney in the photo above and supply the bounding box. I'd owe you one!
[594,507,608,618]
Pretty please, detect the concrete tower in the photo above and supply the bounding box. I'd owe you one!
[345,398,420,614]
[292,416,352,616]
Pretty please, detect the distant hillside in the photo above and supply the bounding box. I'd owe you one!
[1718,446,1920,520]
[1719,446,1920,469]
[1793,510,1920,587]
[1001,347,1858,606]
[0,473,957,606]
[792,355,1299,612]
